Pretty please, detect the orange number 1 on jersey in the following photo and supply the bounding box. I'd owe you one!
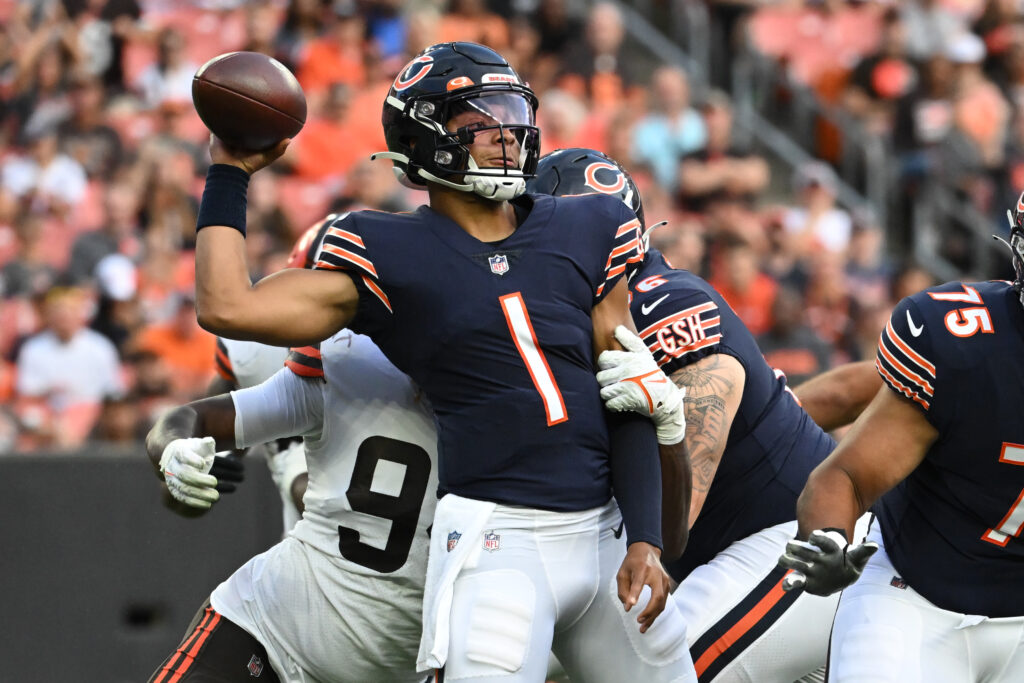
[500,292,568,426]
[982,443,1024,547]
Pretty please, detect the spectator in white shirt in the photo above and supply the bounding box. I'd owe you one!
[15,286,124,447]
[134,27,197,109]
[1,127,88,215]
[783,161,853,258]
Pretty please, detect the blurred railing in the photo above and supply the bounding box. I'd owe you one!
[625,0,1010,281]
[615,2,883,227]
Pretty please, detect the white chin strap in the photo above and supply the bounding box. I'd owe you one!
[372,151,526,202]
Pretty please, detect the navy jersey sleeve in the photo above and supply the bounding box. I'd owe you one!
[633,280,724,376]
[876,293,941,424]
[312,212,393,337]
[593,200,643,305]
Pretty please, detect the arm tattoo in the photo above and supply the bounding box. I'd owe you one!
[671,354,739,495]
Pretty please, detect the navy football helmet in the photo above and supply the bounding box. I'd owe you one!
[526,148,645,230]
[375,42,540,202]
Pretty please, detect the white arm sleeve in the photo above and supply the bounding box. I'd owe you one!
[231,368,324,449]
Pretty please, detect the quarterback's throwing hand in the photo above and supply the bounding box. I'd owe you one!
[597,325,686,444]
[778,529,878,596]
[159,437,221,509]
[617,541,670,634]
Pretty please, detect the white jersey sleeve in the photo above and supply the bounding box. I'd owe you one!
[217,337,289,389]
[231,368,324,449]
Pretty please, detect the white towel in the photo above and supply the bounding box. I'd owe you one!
[417,493,497,672]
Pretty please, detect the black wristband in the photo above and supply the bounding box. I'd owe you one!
[196,164,250,236]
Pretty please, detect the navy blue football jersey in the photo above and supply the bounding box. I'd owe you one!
[631,252,836,580]
[313,193,644,511]
[873,280,1024,617]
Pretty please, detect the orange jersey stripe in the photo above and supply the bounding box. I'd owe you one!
[610,237,640,260]
[638,302,717,338]
[285,359,325,378]
[883,321,936,377]
[167,611,222,683]
[362,275,393,313]
[605,264,626,280]
[616,218,641,237]
[326,227,365,248]
[214,344,231,368]
[878,335,934,397]
[153,609,216,683]
[320,243,379,278]
[876,358,931,410]
[693,573,792,677]
[292,345,322,359]
[655,334,723,364]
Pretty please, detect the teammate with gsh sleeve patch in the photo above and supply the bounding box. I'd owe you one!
[530,149,860,683]
[190,43,695,683]
[780,195,1024,681]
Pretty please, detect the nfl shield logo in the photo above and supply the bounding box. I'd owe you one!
[247,654,264,677]
[483,531,500,552]
[488,254,509,275]
[447,530,462,552]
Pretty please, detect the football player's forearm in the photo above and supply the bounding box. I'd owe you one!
[608,410,663,549]
[793,361,882,432]
[195,226,257,336]
[146,406,200,474]
[796,386,939,541]
[658,440,691,563]
[795,464,863,541]
[670,355,743,527]
[146,397,238,473]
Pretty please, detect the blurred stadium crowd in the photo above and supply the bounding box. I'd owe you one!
[0,0,1020,453]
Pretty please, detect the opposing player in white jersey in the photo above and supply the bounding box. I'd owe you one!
[779,194,1024,681]
[205,220,336,533]
[147,328,438,683]
[147,215,438,682]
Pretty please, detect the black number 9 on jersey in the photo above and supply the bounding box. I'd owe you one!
[338,436,432,573]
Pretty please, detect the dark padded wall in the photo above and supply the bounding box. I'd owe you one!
[0,450,283,682]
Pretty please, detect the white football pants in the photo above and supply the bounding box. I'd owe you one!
[673,517,869,683]
[828,522,1024,682]
[442,499,698,683]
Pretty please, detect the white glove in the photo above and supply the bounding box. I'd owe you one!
[596,325,686,444]
[159,436,220,509]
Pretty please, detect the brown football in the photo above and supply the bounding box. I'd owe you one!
[192,51,306,151]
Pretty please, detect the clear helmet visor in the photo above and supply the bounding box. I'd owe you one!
[446,92,535,130]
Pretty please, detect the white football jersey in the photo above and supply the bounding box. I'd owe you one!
[286,331,439,582]
[211,331,439,682]
[217,337,288,390]
[217,337,303,532]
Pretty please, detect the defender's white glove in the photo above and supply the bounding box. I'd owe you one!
[159,436,220,509]
[597,325,686,444]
